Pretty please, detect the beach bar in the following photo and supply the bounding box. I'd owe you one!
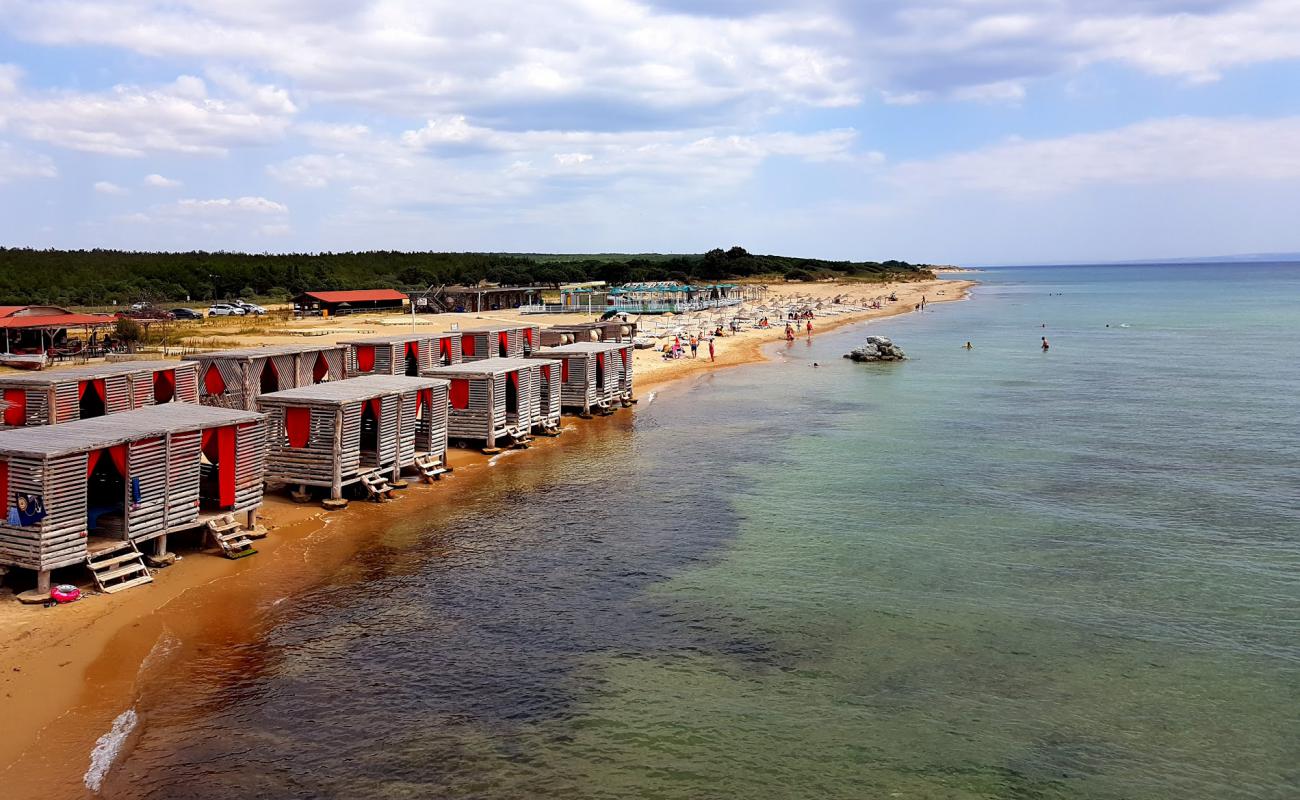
[530,342,627,416]
[459,325,540,362]
[0,404,266,594]
[0,360,200,428]
[341,333,461,377]
[258,375,451,506]
[422,358,541,452]
[195,344,347,411]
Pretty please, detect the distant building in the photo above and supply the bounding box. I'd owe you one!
[0,305,116,366]
[293,290,409,316]
[425,285,548,313]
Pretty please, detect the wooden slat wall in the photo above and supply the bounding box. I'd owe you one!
[263,404,337,488]
[53,382,79,423]
[415,383,450,459]
[340,402,362,480]
[168,431,201,530]
[232,421,266,513]
[132,373,155,406]
[0,455,49,569]
[538,366,562,426]
[175,364,200,403]
[198,357,251,410]
[126,437,168,541]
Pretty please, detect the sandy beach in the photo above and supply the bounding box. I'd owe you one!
[0,277,972,794]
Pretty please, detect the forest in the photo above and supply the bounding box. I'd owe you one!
[0,246,935,306]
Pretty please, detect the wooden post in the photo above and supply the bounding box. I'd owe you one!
[330,406,343,500]
[245,508,257,530]
[153,534,168,557]
[391,395,402,483]
[485,375,497,451]
[36,570,51,594]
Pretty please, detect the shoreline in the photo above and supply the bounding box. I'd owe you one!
[0,276,974,794]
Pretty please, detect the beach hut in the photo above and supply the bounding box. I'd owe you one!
[195,344,348,411]
[613,342,635,406]
[531,357,563,436]
[0,360,200,428]
[422,358,541,452]
[458,325,540,362]
[257,375,451,507]
[529,342,627,416]
[0,404,266,595]
[340,332,461,377]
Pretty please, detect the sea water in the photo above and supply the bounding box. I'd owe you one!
[104,263,1299,799]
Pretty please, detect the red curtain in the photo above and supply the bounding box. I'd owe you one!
[313,352,330,383]
[356,345,376,373]
[204,364,226,395]
[449,379,469,409]
[3,389,26,426]
[153,370,175,403]
[508,371,518,389]
[406,341,419,359]
[540,364,551,382]
[440,337,453,362]
[524,327,533,346]
[461,334,475,357]
[561,358,569,382]
[498,331,509,356]
[218,427,236,507]
[86,448,101,476]
[621,348,630,367]
[79,379,104,401]
[597,353,605,369]
[286,407,311,448]
[368,397,383,420]
[108,444,127,476]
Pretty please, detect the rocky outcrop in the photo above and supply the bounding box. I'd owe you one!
[844,336,907,362]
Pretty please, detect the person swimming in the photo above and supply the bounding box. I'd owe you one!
[1041,336,1050,351]
[964,341,973,349]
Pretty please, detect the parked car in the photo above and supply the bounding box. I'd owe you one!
[171,307,203,320]
[208,303,246,317]
[129,301,151,312]
[235,301,267,315]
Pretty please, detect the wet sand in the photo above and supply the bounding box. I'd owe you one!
[0,278,972,794]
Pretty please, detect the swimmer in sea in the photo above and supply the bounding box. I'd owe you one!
[963,341,973,350]
[1041,336,1050,351]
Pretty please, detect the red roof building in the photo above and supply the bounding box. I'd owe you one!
[293,290,409,316]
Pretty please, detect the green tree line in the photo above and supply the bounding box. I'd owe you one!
[0,246,933,306]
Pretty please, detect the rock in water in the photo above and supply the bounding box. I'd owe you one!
[844,336,907,362]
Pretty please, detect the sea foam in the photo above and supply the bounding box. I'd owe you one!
[84,707,138,792]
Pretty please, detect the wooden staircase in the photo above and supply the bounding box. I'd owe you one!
[413,454,448,482]
[86,541,154,594]
[207,514,257,559]
[359,469,394,500]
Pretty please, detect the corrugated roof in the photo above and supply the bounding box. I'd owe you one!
[257,374,448,405]
[0,360,196,386]
[0,403,262,457]
[195,344,346,360]
[300,290,408,303]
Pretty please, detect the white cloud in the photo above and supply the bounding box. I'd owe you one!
[93,180,127,194]
[0,140,57,183]
[173,196,289,215]
[0,72,296,157]
[890,116,1300,195]
[144,173,181,188]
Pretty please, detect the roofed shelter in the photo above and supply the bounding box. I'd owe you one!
[195,344,347,411]
[258,375,450,506]
[529,343,623,417]
[0,305,117,369]
[422,358,541,452]
[459,324,540,362]
[0,361,199,428]
[293,289,408,317]
[0,403,266,594]
[340,333,459,377]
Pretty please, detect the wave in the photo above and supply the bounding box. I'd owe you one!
[84,707,138,793]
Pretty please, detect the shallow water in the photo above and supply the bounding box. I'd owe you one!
[104,263,1299,799]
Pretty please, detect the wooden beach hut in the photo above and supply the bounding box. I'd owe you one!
[422,358,541,452]
[258,375,451,507]
[195,344,347,411]
[340,332,461,377]
[530,356,563,436]
[459,325,540,362]
[529,342,627,416]
[0,360,200,428]
[0,403,266,595]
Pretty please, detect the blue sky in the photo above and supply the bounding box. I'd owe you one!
[1,0,1298,264]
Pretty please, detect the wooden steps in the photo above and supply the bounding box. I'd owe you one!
[86,541,153,594]
[358,469,394,501]
[206,514,257,559]
[413,454,448,482]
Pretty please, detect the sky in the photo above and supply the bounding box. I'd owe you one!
[1,0,1299,265]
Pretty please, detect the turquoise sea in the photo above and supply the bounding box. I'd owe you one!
[105,262,1298,799]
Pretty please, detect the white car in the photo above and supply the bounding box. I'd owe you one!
[237,302,267,315]
[129,301,151,312]
[208,303,247,317]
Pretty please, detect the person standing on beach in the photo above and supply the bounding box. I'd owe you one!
[708,338,715,361]
[785,323,795,341]
[806,319,813,336]
[689,336,699,358]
